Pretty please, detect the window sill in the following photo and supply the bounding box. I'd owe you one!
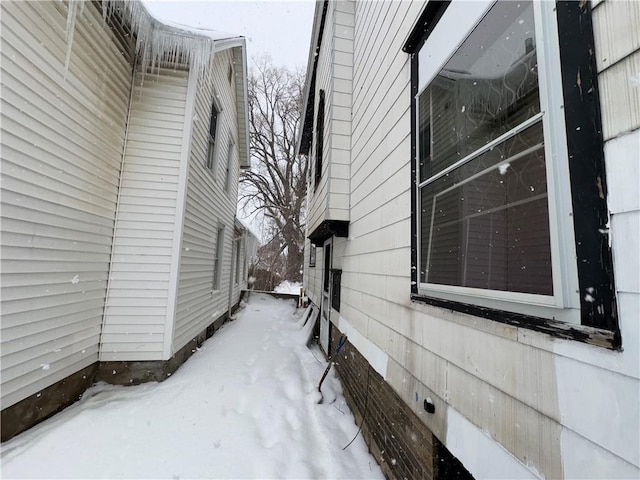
[410,293,620,350]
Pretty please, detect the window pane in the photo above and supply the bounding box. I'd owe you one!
[209,103,218,137]
[418,1,539,183]
[420,122,552,295]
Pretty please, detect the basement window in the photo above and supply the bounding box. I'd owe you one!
[407,1,618,343]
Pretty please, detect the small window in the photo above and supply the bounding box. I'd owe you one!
[323,243,331,293]
[331,269,342,311]
[314,90,325,189]
[206,97,222,172]
[224,138,235,192]
[234,239,241,285]
[309,246,316,267]
[212,226,225,290]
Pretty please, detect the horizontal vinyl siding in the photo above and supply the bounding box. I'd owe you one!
[174,50,241,351]
[100,66,189,362]
[0,1,132,409]
[326,1,353,220]
[307,2,336,237]
[335,0,640,477]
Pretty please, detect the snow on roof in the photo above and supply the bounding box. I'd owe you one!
[101,0,244,74]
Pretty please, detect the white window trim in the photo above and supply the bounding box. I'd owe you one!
[415,0,581,324]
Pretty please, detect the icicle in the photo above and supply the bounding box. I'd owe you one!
[101,0,219,78]
[64,0,85,77]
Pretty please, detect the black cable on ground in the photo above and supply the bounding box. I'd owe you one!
[342,363,372,450]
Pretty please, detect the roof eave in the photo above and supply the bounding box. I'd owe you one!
[296,0,328,155]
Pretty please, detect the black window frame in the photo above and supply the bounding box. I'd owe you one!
[405,1,619,349]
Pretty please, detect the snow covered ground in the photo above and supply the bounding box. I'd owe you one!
[0,294,383,479]
[274,280,303,295]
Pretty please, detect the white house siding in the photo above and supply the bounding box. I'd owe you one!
[306,4,334,238]
[327,1,353,220]
[304,0,640,478]
[174,49,241,352]
[304,1,354,311]
[0,1,132,408]
[100,65,190,362]
[303,239,323,306]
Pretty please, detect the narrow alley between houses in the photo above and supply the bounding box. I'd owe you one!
[1,294,383,479]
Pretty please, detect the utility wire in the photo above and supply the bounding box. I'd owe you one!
[343,364,372,450]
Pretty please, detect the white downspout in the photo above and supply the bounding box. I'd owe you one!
[100,52,138,361]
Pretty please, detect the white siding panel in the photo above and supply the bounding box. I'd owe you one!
[0,1,132,409]
[174,50,242,351]
[592,0,640,72]
[598,51,640,140]
[100,66,189,361]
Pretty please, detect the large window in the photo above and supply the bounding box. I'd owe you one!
[419,2,550,296]
[407,1,618,341]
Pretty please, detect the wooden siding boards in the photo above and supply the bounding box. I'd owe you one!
[301,0,640,477]
[0,1,132,409]
[174,49,241,352]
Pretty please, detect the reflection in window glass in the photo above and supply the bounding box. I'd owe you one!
[418,1,552,295]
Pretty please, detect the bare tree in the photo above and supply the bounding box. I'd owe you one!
[240,56,307,282]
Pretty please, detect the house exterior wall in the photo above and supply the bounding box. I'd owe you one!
[306,1,353,239]
[101,65,190,362]
[303,0,639,478]
[0,1,132,410]
[174,49,242,352]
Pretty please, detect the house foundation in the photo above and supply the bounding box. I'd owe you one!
[329,323,472,480]
[1,302,241,443]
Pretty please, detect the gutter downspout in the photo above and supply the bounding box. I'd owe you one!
[100,51,138,361]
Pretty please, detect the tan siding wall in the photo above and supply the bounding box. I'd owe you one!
[0,1,132,408]
[174,50,241,351]
[100,66,189,362]
[328,0,640,477]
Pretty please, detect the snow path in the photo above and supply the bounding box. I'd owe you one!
[1,294,383,479]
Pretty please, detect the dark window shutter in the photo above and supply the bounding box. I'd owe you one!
[315,90,325,189]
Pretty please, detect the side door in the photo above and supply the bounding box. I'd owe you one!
[319,239,332,355]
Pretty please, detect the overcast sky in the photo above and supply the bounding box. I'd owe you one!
[142,0,316,72]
